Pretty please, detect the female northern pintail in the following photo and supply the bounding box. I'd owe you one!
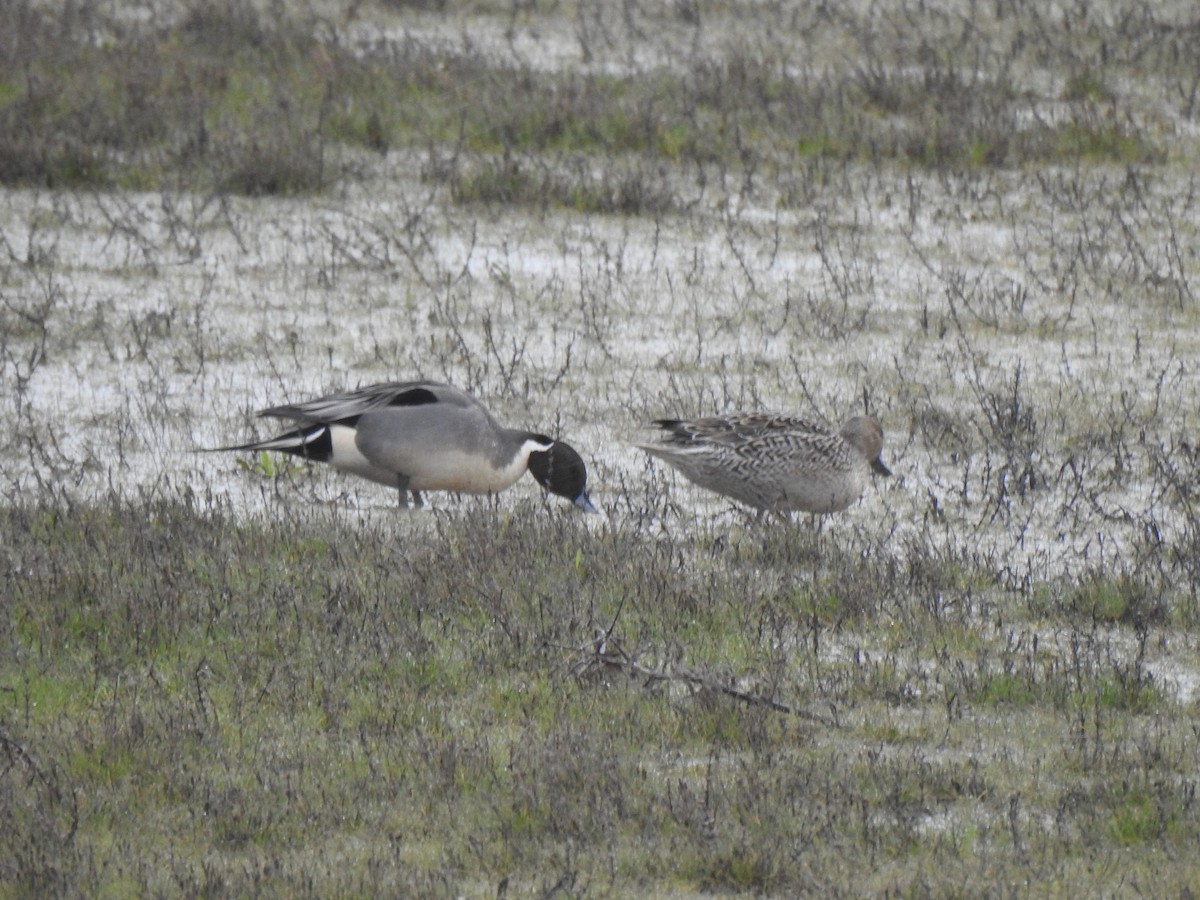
[637,412,890,515]
[215,380,597,511]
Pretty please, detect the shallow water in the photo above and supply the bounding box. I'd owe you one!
[4,3,1200,592]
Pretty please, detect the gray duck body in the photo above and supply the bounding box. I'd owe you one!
[215,380,595,511]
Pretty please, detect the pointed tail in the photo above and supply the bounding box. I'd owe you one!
[199,425,335,463]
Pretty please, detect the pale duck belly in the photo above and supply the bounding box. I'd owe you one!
[776,468,866,514]
[401,446,535,493]
[331,424,545,494]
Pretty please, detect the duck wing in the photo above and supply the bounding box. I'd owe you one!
[257,380,484,425]
[652,413,828,447]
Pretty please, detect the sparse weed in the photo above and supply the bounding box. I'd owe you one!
[3,0,1200,895]
[235,449,302,480]
[0,0,1177,200]
[1,492,1191,894]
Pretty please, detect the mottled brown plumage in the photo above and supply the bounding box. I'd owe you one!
[639,414,890,514]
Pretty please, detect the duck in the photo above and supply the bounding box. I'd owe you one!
[213,380,597,512]
[637,412,890,515]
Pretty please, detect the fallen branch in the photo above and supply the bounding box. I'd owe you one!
[570,632,840,728]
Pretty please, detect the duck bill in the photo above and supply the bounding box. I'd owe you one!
[575,492,599,514]
[872,457,893,477]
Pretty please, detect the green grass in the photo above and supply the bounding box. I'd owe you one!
[0,2,1178,199]
[3,496,1199,895]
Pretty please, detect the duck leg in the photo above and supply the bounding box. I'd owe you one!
[395,473,413,508]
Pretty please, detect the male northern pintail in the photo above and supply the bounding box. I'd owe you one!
[214,380,597,511]
[637,412,890,515]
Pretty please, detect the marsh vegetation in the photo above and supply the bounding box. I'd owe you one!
[3,0,1200,895]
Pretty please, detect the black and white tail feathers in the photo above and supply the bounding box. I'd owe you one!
[205,424,336,463]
